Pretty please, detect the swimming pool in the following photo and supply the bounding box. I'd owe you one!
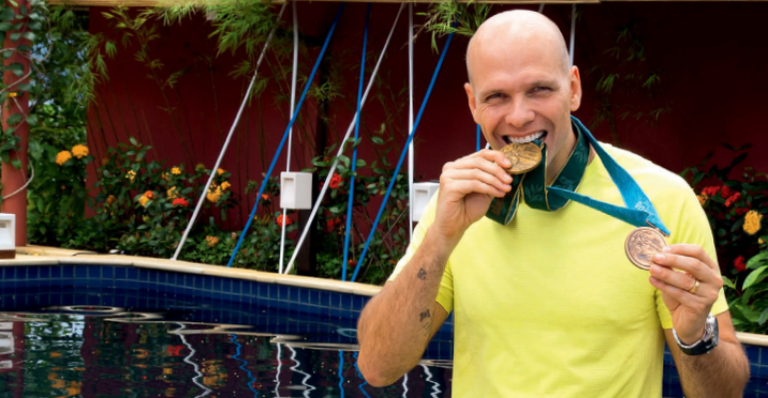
[2,253,768,397]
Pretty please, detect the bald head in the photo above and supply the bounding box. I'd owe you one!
[466,10,570,85]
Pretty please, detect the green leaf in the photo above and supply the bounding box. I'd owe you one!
[8,62,22,76]
[9,32,19,42]
[759,307,768,326]
[25,114,36,126]
[0,8,13,21]
[722,275,736,290]
[748,251,768,269]
[21,31,34,42]
[371,136,384,145]
[743,266,768,290]
[6,113,21,125]
[10,158,20,169]
[0,22,11,31]
[355,159,366,168]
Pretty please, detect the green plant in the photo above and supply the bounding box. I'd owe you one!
[682,144,768,332]
[418,0,491,51]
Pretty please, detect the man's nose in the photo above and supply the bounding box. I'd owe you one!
[504,98,535,129]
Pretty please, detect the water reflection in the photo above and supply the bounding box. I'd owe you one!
[0,307,453,397]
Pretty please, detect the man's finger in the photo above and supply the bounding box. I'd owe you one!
[444,169,513,193]
[652,252,720,289]
[663,244,718,271]
[448,179,507,198]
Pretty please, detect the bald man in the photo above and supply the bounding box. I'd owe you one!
[357,10,749,397]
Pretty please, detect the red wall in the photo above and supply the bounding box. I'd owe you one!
[87,2,768,229]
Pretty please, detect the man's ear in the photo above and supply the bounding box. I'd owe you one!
[464,82,479,124]
[569,66,582,112]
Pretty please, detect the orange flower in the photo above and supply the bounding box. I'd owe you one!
[205,236,220,247]
[217,168,225,176]
[261,194,269,201]
[276,215,293,227]
[71,144,89,159]
[220,181,231,191]
[138,195,149,207]
[55,151,72,166]
[144,191,154,199]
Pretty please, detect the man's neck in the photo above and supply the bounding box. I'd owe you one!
[544,125,597,185]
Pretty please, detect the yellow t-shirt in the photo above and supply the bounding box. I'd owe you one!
[389,143,728,397]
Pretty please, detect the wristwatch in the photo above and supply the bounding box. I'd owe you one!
[673,313,719,356]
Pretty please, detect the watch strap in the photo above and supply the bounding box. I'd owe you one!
[673,314,719,356]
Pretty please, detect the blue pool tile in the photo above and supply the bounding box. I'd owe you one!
[62,266,74,279]
[340,294,352,309]
[223,279,232,293]
[27,267,39,280]
[235,280,244,296]
[747,345,762,365]
[319,291,330,307]
[127,268,138,281]
[75,266,88,279]
[51,266,62,279]
[204,277,213,291]
[115,267,126,280]
[87,266,99,279]
[102,266,114,280]
[299,289,309,305]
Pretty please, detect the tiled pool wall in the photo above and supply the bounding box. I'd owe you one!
[0,264,454,358]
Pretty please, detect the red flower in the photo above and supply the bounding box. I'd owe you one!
[276,215,293,227]
[725,193,741,208]
[326,219,336,230]
[735,207,750,216]
[720,186,734,198]
[262,194,269,201]
[329,173,343,189]
[734,256,747,272]
[701,186,721,196]
[172,198,189,207]
[166,345,185,356]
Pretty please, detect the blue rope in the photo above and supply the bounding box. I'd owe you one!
[350,29,456,282]
[227,3,346,267]
[230,334,258,397]
[353,352,372,398]
[338,350,346,397]
[342,4,370,282]
[476,124,481,151]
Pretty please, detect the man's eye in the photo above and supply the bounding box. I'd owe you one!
[485,93,503,101]
[532,86,551,93]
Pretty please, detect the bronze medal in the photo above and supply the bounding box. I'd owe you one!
[625,227,668,270]
[500,142,542,175]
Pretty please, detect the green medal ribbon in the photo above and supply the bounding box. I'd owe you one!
[486,119,590,225]
[485,116,670,236]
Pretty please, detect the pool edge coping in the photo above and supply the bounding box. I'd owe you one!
[5,245,381,298]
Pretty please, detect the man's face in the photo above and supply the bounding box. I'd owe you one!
[465,34,582,169]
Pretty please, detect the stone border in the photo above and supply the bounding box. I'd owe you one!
[8,245,381,298]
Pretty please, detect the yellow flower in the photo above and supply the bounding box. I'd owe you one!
[205,235,220,247]
[106,195,117,205]
[171,166,182,175]
[7,92,17,98]
[167,186,178,200]
[138,195,150,207]
[744,210,763,235]
[161,172,169,181]
[217,168,225,176]
[55,151,72,166]
[697,194,708,206]
[220,181,231,191]
[126,170,136,182]
[759,238,765,245]
[71,144,89,159]
[206,186,222,203]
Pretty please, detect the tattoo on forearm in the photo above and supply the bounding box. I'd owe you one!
[417,268,427,280]
[420,309,433,336]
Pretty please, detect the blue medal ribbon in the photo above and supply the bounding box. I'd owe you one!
[486,116,670,236]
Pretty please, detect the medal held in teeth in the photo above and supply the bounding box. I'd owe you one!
[500,142,543,175]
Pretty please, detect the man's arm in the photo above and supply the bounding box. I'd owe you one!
[357,149,513,387]
[665,311,749,398]
[357,229,452,387]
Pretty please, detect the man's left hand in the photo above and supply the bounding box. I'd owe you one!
[649,244,724,344]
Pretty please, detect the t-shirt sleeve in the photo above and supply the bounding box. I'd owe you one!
[655,184,729,329]
[388,191,454,313]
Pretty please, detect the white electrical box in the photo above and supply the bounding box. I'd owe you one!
[0,214,14,253]
[280,172,313,210]
[411,182,440,222]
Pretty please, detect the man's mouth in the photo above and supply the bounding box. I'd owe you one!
[502,131,547,145]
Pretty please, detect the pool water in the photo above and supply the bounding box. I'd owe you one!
[0,311,452,397]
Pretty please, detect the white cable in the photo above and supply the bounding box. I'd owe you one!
[171,3,287,261]
[288,346,316,397]
[538,3,545,13]
[274,343,283,397]
[279,2,299,274]
[569,4,576,66]
[284,4,406,275]
[421,364,442,398]
[401,373,409,397]
[407,2,415,241]
[176,323,213,398]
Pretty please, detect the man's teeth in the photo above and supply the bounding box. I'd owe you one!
[504,132,545,144]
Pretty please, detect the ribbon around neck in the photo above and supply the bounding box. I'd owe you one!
[485,116,670,236]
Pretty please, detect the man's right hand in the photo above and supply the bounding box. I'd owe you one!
[433,149,513,241]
